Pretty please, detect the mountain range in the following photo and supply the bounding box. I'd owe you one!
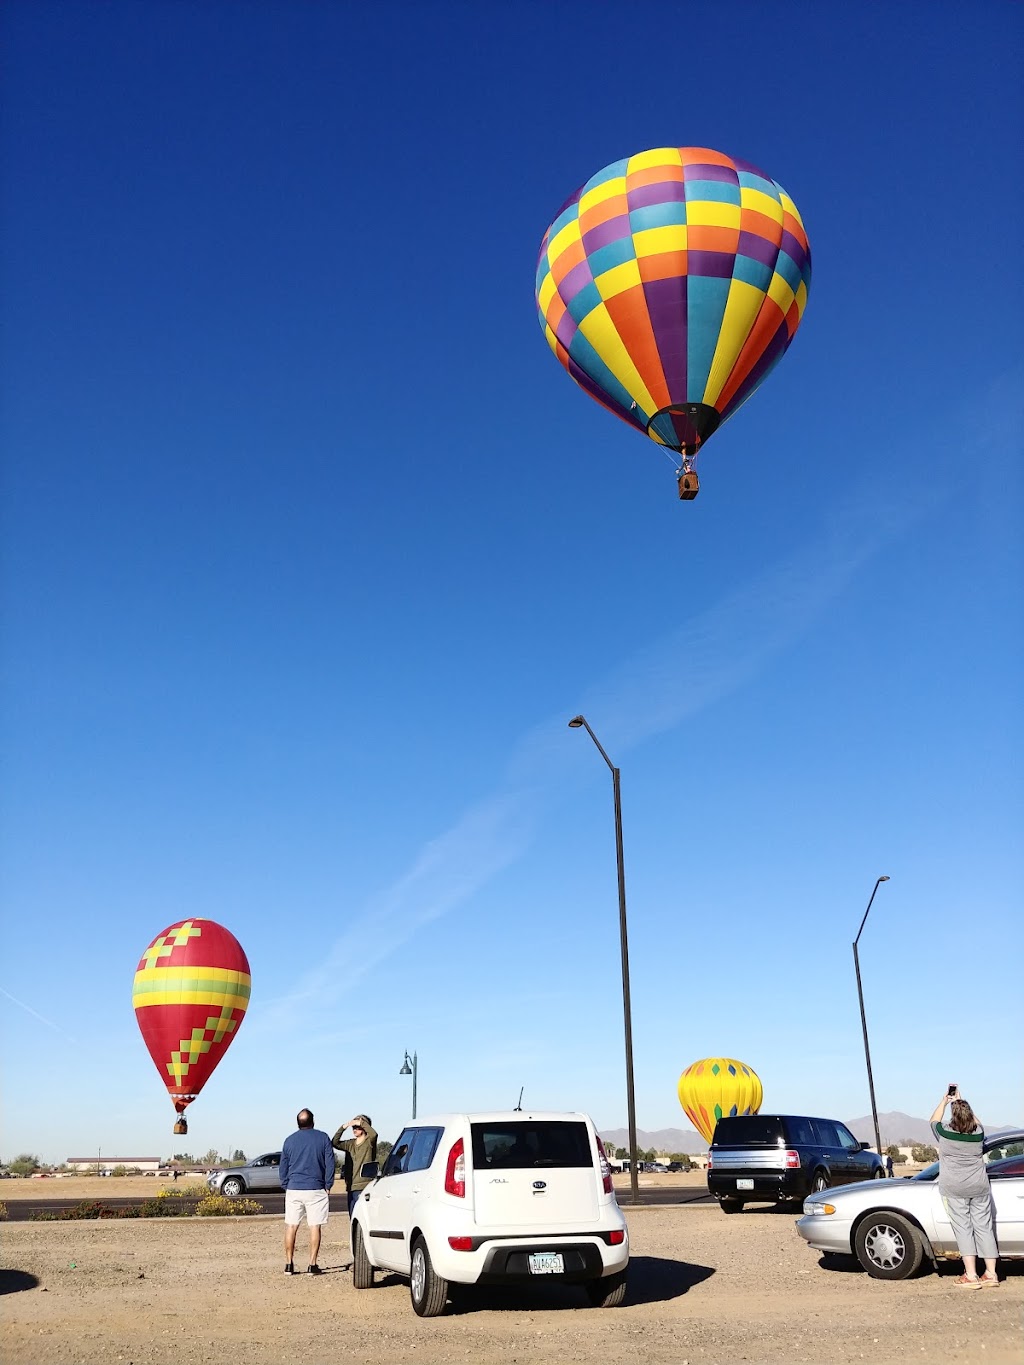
[599,1111,1021,1154]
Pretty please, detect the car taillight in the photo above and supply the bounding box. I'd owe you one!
[707,1153,713,1169]
[785,1149,800,1169]
[448,1236,473,1250]
[608,1229,625,1245]
[596,1137,613,1194]
[445,1137,466,1197]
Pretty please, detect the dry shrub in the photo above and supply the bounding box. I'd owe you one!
[196,1194,261,1216]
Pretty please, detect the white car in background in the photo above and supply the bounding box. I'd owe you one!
[796,1129,1024,1279]
[350,1110,629,1315]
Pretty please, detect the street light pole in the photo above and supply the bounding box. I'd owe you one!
[853,876,890,1160]
[400,1050,418,1119]
[569,715,640,1206]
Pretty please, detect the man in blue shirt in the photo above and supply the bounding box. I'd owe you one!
[280,1108,336,1275]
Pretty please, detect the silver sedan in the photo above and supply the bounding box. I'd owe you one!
[207,1152,283,1198]
[796,1130,1024,1279]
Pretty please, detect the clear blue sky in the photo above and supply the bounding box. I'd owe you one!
[2,1,1021,1164]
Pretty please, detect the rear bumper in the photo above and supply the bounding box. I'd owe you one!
[708,1172,804,1201]
[433,1230,629,1285]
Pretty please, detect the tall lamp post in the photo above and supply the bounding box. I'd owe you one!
[853,876,890,1159]
[568,715,640,1206]
[400,1050,418,1120]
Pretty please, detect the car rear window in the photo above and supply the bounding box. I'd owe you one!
[712,1117,785,1145]
[470,1121,593,1169]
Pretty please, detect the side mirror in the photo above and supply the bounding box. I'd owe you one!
[858,1142,872,1152]
[359,1162,380,1181]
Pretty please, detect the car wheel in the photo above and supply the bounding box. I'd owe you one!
[352,1224,374,1289]
[874,1167,887,1179]
[854,1212,925,1280]
[811,1171,829,1194]
[410,1236,448,1317]
[585,1270,627,1307]
[720,1197,744,1214]
[221,1176,245,1198]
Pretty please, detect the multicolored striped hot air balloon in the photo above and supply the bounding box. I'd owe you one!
[535,147,811,499]
[133,919,250,1132]
[678,1057,763,1144]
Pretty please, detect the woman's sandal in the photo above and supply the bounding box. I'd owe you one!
[955,1273,982,1288]
[979,1273,1000,1288]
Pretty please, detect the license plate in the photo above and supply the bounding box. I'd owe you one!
[736,1179,754,1190]
[528,1252,564,1274]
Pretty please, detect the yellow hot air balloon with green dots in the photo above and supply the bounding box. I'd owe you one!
[678,1057,763,1143]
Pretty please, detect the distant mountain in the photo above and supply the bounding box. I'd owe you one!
[846,1112,1022,1147]
[599,1126,708,1153]
[600,1112,1022,1155]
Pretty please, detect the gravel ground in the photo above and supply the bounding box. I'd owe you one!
[1,1203,1020,1365]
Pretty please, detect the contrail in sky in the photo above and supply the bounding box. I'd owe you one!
[0,985,79,1043]
[256,491,912,1029]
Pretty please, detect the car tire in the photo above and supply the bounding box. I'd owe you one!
[585,1270,627,1307]
[221,1176,245,1198]
[811,1171,829,1194]
[410,1236,448,1317]
[874,1168,887,1179]
[854,1212,925,1280]
[352,1224,374,1289]
[720,1197,744,1214]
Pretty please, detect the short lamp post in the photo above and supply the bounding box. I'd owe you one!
[568,715,640,1206]
[853,876,890,1159]
[400,1050,418,1120]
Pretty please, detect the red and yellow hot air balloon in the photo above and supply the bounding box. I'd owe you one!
[678,1057,763,1144]
[133,919,250,1133]
[536,147,811,499]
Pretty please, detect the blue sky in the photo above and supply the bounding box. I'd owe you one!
[2,1,1021,1164]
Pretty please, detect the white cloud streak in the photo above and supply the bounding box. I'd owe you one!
[256,494,906,1031]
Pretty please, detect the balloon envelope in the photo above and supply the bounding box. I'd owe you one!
[678,1057,763,1144]
[133,919,250,1111]
[536,147,810,461]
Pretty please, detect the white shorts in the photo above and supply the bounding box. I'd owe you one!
[285,1188,330,1227]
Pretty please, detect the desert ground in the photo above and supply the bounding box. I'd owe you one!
[1,1174,1019,1365]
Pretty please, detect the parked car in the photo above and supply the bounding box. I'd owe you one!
[207,1152,282,1197]
[666,1161,689,1173]
[708,1114,885,1211]
[350,1110,629,1316]
[796,1129,1024,1278]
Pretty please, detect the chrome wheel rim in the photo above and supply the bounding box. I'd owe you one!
[411,1247,425,1302]
[864,1223,905,1270]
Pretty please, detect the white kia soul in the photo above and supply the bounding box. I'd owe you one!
[350,1110,629,1316]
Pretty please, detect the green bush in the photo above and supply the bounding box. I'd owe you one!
[196,1194,261,1216]
[110,1165,128,1178]
[912,1144,939,1163]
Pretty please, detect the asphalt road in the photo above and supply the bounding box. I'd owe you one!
[3,1186,715,1222]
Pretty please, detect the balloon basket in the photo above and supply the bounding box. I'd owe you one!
[173,1117,188,1135]
[678,470,699,500]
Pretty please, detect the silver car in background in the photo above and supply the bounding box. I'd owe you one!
[796,1130,1024,1279]
[207,1152,283,1198]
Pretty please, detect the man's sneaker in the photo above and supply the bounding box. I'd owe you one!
[307,1264,323,1275]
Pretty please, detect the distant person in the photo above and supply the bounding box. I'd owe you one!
[930,1086,999,1288]
[331,1114,378,1216]
[885,1153,894,1179]
[280,1108,335,1275]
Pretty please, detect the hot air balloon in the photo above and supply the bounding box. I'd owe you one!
[535,147,811,499]
[133,918,250,1133]
[678,1057,763,1144]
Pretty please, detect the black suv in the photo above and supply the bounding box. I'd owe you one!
[707,1114,884,1212]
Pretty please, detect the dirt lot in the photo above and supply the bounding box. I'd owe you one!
[2,1178,1020,1365]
